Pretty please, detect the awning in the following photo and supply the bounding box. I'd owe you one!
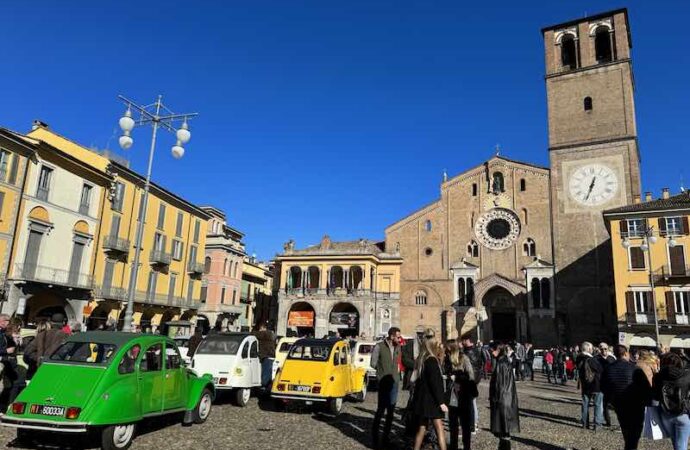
[630,335,657,347]
[670,336,690,349]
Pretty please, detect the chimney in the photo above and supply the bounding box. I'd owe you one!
[31,120,48,130]
[633,195,641,204]
[662,187,670,199]
[645,192,653,202]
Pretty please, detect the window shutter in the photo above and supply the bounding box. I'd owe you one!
[683,217,690,235]
[0,192,5,216]
[8,154,18,185]
[625,291,635,315]
[658,217,667,234]
[619,220,628,233]
[670,246,686,276]
[666,291,676,324]
[630,247,645,269]
[642,218,649,232]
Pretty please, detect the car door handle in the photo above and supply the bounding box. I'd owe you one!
[165,373,170,379]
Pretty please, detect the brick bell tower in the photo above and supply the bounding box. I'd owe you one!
[543,9,642,344]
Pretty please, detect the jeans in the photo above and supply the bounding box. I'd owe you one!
[613,403,644,450]
[581,392,604,428]
[523,362,533,381]
[473,397,479,425]
[546,364,554,383]
[260,357,274,389]
[448,404,473,450]
[659,411,690,450]
[372,375,399,446]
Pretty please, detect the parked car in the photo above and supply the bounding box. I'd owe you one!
[0,331,215,450]
[272,336,298,379]
[191,333,261,407]
[271,338,367,415]
[163,321,194,364]
[351,341,376,381]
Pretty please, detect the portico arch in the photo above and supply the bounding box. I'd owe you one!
[287,301,316,337]
[474,274,527,343]
[329,302,359,338]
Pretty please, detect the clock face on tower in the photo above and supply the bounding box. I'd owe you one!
[568,163,619,207]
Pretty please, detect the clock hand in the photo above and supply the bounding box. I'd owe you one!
[585,176,597,200]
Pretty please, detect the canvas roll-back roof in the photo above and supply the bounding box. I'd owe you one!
[64,331,166,347]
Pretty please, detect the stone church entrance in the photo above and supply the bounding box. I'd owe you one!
[481,286,526,343]
[491,312,516,341]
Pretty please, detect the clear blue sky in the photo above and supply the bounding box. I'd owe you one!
[3,2,688,260]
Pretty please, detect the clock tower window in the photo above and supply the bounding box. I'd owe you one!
[584,96,593,111]
[594,26,614,63]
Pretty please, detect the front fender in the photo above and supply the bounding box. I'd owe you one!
[185,372,215,410]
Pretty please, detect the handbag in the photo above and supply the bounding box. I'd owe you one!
[643,405,669,440]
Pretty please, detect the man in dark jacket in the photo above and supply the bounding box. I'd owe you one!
[602,345,645,450]
[254,322,276,390]
[490,342,519,450]
[596,342,616,427]
[576,341,604,430]
[370,327,402,449]
[524,343,535,381]
[36,314,68,365]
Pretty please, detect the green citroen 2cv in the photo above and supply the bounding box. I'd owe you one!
[0,331,215,449]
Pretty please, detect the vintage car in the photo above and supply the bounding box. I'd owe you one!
[0,332,215,450]
[351,341,377,381]
[163,320,194,364]
[272,336,298,379]
[271,338,367,415]
[190,333,261,407]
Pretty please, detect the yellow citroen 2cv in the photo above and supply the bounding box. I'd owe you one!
[271,338,367,415]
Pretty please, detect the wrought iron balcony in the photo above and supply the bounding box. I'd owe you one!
[14,263,93,290]
[36,187,49,201]
[93,286,128,301]
[653,265,690,283]
[626,312,655,325]
[187,261,204,275]
[149,249,172,266]
[102,235,130,254]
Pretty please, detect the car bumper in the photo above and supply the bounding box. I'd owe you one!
[271,393,328,402]
[0,414,88,433]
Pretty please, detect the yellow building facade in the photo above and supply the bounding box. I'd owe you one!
[25,124,209,331]
[240,256,273,331]
[604,189,690,349]
[275,236,402,338]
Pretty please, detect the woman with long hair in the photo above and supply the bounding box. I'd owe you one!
[412,336,448,450]
[446,342,477,450]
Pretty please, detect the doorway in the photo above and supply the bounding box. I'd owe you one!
[491,312,516,342]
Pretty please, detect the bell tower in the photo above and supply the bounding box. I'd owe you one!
[543,9,642,344]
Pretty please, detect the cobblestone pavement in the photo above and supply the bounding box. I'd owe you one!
[0,375,675,449]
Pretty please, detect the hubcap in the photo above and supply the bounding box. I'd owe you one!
[112,424,134,448]
[199,393,212,419]
[335,398,343,411]
[242,388,250,404]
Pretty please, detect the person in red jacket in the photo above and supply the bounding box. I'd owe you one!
[545,350,555,383]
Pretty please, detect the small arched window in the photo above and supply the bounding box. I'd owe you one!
[224,258,229,276]
[458,278,466,304]
[561,34,577,70]
[424,220,432,232]
[415,290,428,306]
[204,256,212,274]
[531,277,541,309]
[522,208,528,226]
[594,27,613,63]
[472,183,478,197]
[541,278,551,309]
[467,240,479,258]
[520,179,526,192]
[492,172,505,193]
[467,278,474,305]
[584,96,593,111]
[523,238,536,257]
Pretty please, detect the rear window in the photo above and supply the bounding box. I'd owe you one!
[196,336,244,355]
[50,341,117,365]
[358,345,374,355]
[278,342,293,353]
[288,344,332,361]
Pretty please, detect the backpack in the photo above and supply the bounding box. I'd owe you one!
[583,358,596,384]
[660,375,690,415]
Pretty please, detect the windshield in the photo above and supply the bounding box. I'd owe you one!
[196,335,244,355]
[287,344,332,361]
[278,342,294,353]
[358,344,374,354]
[49,341,117,364]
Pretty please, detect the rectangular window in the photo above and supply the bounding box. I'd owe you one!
[154,232,165,252]
[193,219,200,243]
[7,153,18,185]
[175,212,184,237]
[0,150,10,181]
[669,245,686,276]
[112,182,125,212]
[147,271,158,297]
[189,245,197,264]
[37,166,53,200]
[634,291,651,313]
[221,287,226,304]
[472,183,477,197]
[110,215,121,237]
[168,274,177,300]
[157,204,166,230]
[666,217,683,236]
[0,192,5,217]
[187,280,195,302]
[79,184,92,215]
[626,219,646,238]
[172,239,183,261]
[232,289,237,305]
[629,247,646,270]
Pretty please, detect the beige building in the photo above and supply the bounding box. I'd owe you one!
[385,8,642,345]
[241,256,274,331]
[275,236,402,338]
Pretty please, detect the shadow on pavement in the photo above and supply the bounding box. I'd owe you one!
[519,407,581,427]
[512,435,563,450]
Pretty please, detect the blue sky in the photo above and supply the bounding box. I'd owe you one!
[3,1,689,259]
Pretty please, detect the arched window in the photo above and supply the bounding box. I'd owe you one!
[224,258,229,276]
[233,261,238,278]
[492,172,505,193]
[584,96,593,111]
[541,278,551,309]
[467,278,474,305]
[467,240,479,258]
[472,183,478,196]
[531,277,541,309]
[561,34,577,69]
[520,178,526,192]
[415,290,428,306]
[424,220,432,232]
[458,278,466,304]
[594,27,613,63]
[522,208,528,226]
[204,257,211,274]
[523,238,536,257]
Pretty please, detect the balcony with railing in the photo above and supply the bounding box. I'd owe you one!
[626,312,655,325]
[36,187,49,201]
[281,287,400,300]
[653,265,690,283]
[187,261,204,275]
[93,286,128,301]
[149,249,172,266]
[14,263,93,290]
[131,290,197,308]
[102,235,130,254]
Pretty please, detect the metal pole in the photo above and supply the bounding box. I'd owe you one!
[123,96,162,332]
[646,234,661,348]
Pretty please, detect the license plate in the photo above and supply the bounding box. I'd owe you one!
[31,405,65,416]
[288,385,311,393]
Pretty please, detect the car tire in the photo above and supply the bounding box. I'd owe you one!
[327,397,343,415]
[101,424,135,450]
[355,378,367,402]
[234,388,251,407]
[192,388,213,424]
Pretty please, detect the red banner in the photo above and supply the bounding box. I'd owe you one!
[288,311,314,327]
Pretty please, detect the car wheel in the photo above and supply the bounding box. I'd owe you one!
[101,424,135,450]
[193,388,213,424]
[356,378,368,402]
[235,387,251,407]
[327,397,343,415]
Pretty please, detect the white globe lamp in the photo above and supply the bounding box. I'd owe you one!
[176,121,191,144]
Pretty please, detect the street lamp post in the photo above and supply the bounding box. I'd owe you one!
[621,226,673,348]
[117,95,197,332]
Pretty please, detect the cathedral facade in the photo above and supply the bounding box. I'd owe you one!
[385,9,642,346]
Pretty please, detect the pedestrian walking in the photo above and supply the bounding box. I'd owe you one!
[22,320,48,380]
[411,336,448,450]
[514,342,526,381]
[446,342,477,450]
[597,343,615,427]
[462,336,484,433]
[254,322,276,390]
[576,341,604,431]
[370,326,402,449]
[545,350,555,384]
[489,342,520,450]
[653,352,690,450]
[524,343,535,382]
[35,314,68,366]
